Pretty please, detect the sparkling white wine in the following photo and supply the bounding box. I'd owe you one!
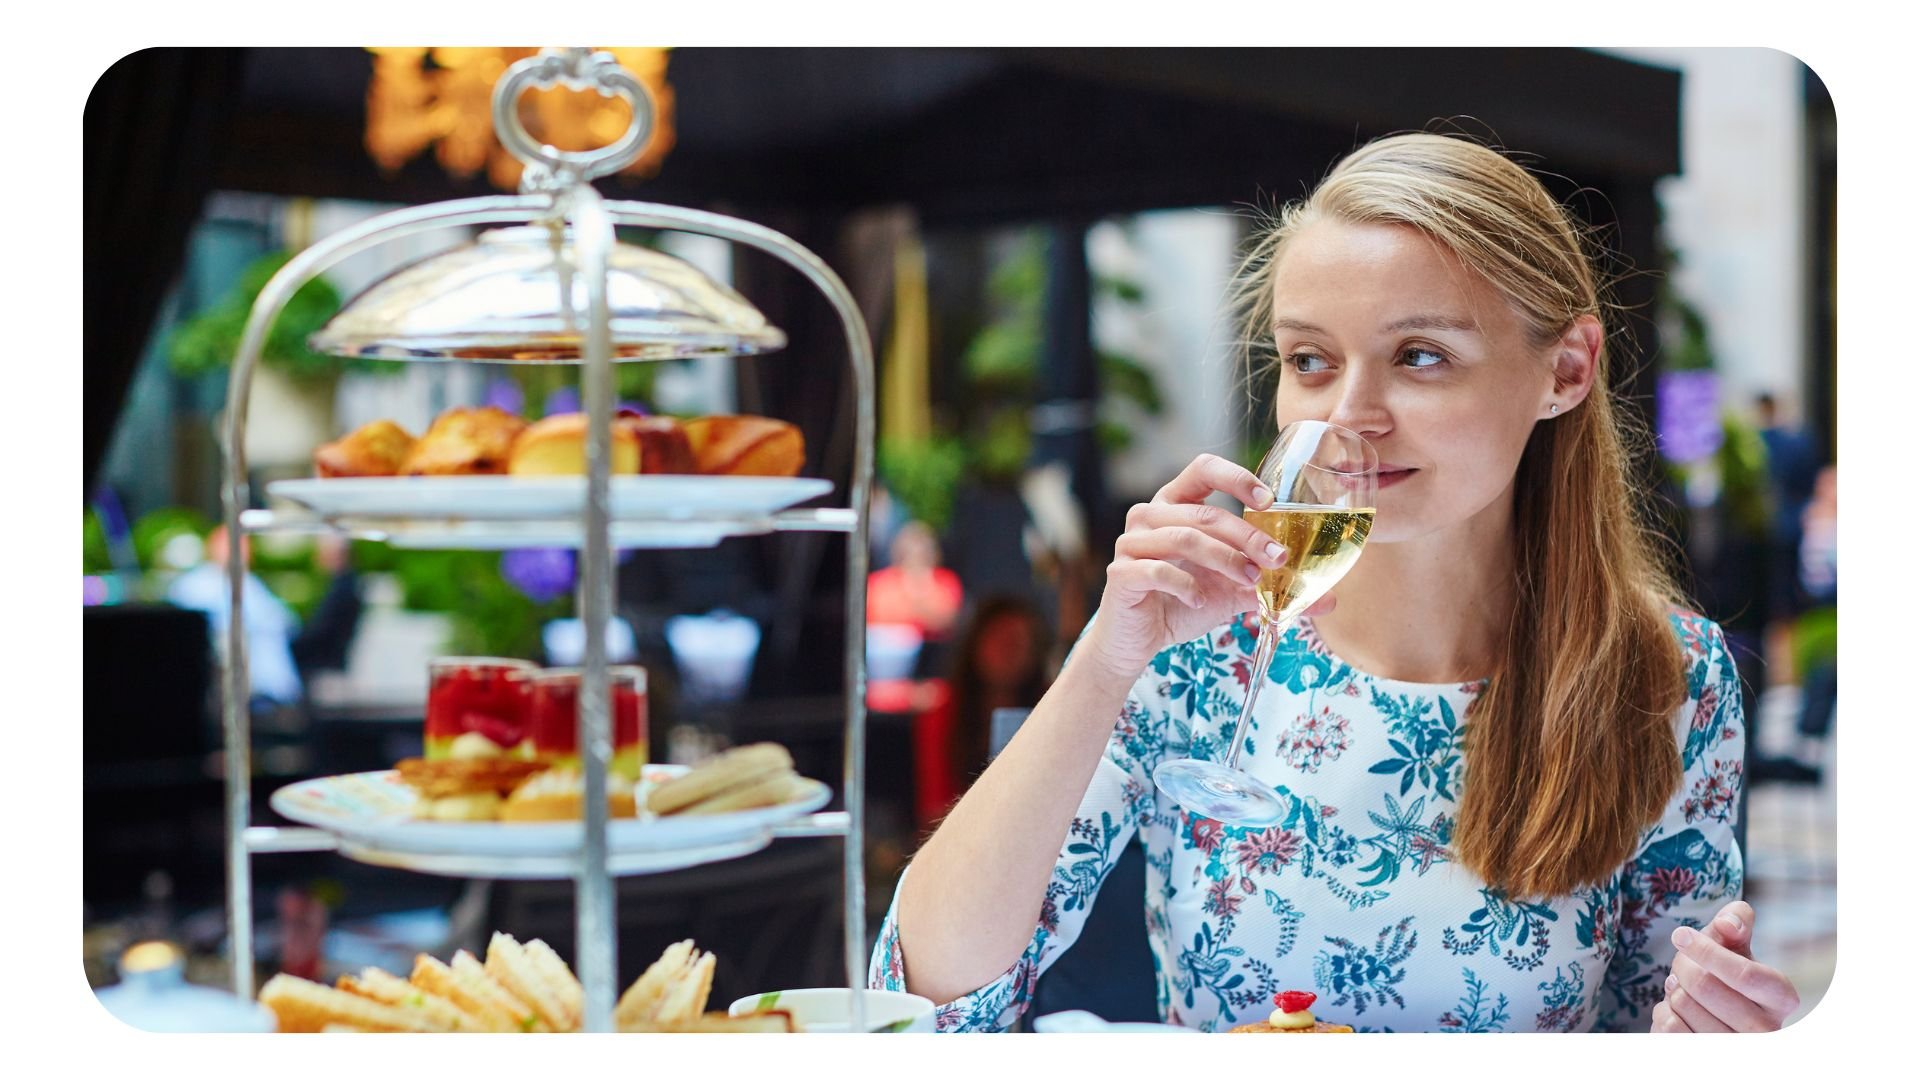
[1244,505,1374,621]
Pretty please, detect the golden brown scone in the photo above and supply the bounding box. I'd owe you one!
[259,973,448,1033]
[681,415,804,477]
[402,406,528,476]
[621,414,698,475]
[508,412,642,477]
[499,769,638,822]
[314,419,416,478]
[646,744,795,816]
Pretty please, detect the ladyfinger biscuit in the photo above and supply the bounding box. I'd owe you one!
[646,744,793,815]
[680,771,808,815]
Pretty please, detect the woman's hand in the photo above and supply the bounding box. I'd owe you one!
[1082,453,1316,682]
[1652,900,1802,1032]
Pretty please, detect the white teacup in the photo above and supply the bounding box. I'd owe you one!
[728,988,936,1033]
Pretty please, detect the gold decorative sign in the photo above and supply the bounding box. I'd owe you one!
[365,47,675,189]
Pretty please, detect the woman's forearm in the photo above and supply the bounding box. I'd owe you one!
[894,644,1138,1004]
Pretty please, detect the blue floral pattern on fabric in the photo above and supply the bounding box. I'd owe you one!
[869,610,1744,1032]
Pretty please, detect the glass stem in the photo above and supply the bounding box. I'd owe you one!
[1222,617,1281,771]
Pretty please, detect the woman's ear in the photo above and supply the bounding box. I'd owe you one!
[1546,314,1602,416]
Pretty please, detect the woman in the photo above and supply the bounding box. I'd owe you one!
[869,134,1801,1033]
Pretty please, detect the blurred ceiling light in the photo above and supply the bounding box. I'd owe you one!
[364,47,676,190]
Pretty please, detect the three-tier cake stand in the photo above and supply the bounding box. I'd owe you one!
[217,48,873,1032]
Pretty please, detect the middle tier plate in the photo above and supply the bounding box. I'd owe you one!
[269,475,834,522]
[269,765,833,857]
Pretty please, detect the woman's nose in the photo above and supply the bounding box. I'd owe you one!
[1325,377,1392,442]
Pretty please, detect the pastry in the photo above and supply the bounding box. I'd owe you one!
[645,743,797,816]
[680,771,811,815]
[402,406,528,476]
[1226,990,1354,1033]
[498,768,638,822]
[393,755,547,800]
[314,419,415,478]
[622,413,698,475]
[507,412,641,476]
[680,415,805,477]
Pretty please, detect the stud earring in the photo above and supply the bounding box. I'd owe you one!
[1549,404,1560,415]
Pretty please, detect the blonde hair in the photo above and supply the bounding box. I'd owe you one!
[1233,133,1686,899]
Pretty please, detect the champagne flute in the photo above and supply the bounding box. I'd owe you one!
[1151,421,1378,826]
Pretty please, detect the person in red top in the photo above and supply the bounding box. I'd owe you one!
[867,521,964,639]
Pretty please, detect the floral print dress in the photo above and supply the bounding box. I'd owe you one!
[869,611,1744,1032]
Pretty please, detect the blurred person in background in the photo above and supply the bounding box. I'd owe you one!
[1757,465,1836,783]
[166,525,303,712]
[915,595,1054,831]
[1755,394,1819,655]
[869,521,965,639]
[877,133,1801,1032]
[288,533,365,687]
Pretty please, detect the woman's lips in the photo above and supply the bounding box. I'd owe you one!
[1376,466,1418,490]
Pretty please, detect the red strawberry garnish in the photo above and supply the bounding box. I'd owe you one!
[1275,990,1316,1013]
[462,711,524,749]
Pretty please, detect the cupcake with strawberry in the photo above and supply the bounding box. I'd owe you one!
[1227,991,1354,1033]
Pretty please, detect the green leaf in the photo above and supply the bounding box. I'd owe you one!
[754,991,782,1012]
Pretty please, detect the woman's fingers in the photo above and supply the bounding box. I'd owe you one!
[1651,1000,1693,1033]
[1663,973,1736,1033]
[1703,900,1756,958]
[1670,952,1778,1032]
[1117,528,1268,586]
[1670,926,1801,1020]
[1125,501,1289,570]
[1154,453,1272,511]
[1107,558,1206,609]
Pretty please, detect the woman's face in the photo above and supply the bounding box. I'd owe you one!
[1267,219,1556,544]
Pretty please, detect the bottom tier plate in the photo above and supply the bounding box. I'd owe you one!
[333,832,773,879]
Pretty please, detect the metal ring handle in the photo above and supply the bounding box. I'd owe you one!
[491,47,654,187]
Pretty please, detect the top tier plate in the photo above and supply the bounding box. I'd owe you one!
[269,475,833,522]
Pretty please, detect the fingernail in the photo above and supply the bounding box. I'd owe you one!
[1673,926,1695,948]
[1252,486,1273,507]
[1243,562,1262,584]
[1265,542,1283,562]
[1665,974,1678,994]
[1717,913,1744,934]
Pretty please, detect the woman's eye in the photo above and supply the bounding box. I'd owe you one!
[1287,352,1331,374]
[1400,346,1447,369]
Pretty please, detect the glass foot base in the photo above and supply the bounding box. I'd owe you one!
[1151,759,1289,827]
